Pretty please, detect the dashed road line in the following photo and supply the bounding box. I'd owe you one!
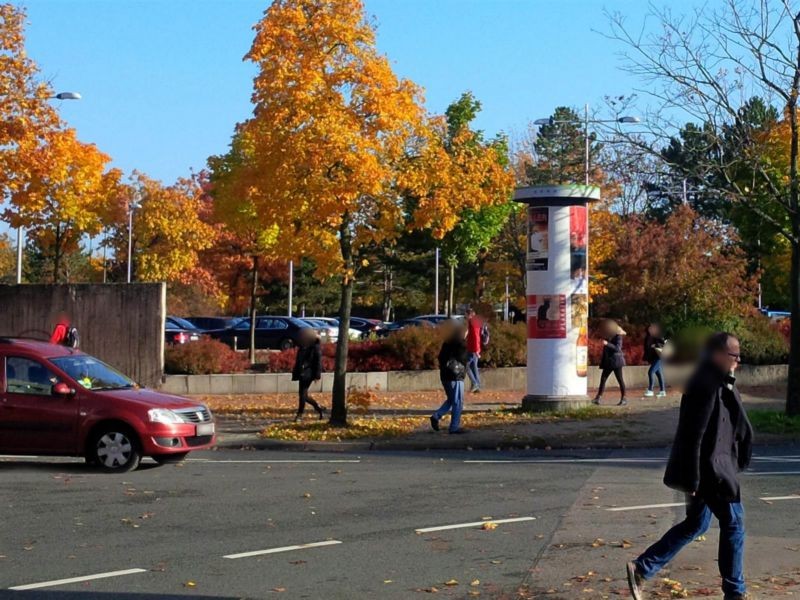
[415,516,536,534]
[760,495,800,502]
[9,568,147,591]
[223,540,342,559]
[605,502,685,512]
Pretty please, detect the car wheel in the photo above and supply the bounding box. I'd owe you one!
[279,338,293,351]
[89,426,142,473]
[152,452,189,465]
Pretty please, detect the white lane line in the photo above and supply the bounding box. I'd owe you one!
[224,540,342,559]
[9,568,147,591]
[415,516,536,534]
[760,495,800,502]
[187,459,361,464]
[606,502,685,512]
[464,458,662,464]
[744,471,800,476]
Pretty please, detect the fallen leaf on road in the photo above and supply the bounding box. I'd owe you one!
[470,580,480,586]
[271,587,286,593]
[444,579,458,586]
[591,538,606,547]
[481,522,498,531]
[183,581,196,588]
[383,580,393,584]
[302,493,312,499]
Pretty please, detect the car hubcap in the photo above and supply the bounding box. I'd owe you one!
[97,432,132,468]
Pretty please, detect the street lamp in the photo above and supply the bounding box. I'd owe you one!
[127,198,141,284]
[15,90,82,284]
[534,104,640,185]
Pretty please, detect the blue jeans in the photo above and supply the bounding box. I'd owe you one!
[648,359,665,392]
[635,495,746,597]
[467,352,481,390]
[433,379,464,433]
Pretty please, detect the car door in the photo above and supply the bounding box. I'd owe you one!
[0,356,78,454]
[255,318,277,349]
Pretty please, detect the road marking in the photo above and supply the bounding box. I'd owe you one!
[415,516,536,534]
[224,540,342,559]
[744,471,800,476]
[605,502,685,512]
[760,495,800,502]
[464,458,663,464]
[187,459,361,464]
[9,568,147,591]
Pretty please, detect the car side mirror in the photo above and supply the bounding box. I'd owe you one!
[53,382,75,396]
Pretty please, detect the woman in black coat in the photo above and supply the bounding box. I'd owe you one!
[291,328,325,420]
[429,323,469,434]
[593,320,628,406]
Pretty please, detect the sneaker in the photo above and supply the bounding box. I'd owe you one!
[618,398,628,406]
[643,390,655,397]
[592,397,601,405]
[626,561,644,600]
[657,391,667,398]
[472,388,481,394]
[429,416,440,432]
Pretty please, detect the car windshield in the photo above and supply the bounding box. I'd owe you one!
[169,317,200,330]
[288,317,310,328]
[50,355,135,391]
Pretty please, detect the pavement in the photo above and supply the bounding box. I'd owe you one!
[210,386,797,452]
[1,446,800,599]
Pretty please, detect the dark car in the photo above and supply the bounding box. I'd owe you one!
[349,317,384,338]
[165,316,202,346]
[376,318,433,337]
[185,316,243,332]
[0,338,215,472]
[209,316,310,351]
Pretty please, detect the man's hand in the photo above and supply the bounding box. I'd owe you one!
[602,340,608,346]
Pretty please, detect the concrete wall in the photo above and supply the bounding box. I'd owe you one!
[160,363,786,396]
[0,284,166,387]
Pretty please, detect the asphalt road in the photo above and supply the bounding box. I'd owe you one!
[1,445,799,600]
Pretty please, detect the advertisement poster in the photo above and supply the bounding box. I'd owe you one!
[571,294,589,377]
[527,207,549,271]
[527,294,566,339]
[570,205,587,288]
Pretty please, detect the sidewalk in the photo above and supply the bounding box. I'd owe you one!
[206,386,798,451]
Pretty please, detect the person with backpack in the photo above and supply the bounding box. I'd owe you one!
[49,312,80,348]
[430,322,469,434]
[291,328,325,421]
[465,308,488,394]
[644,323,667,398]
[593,319,628,406]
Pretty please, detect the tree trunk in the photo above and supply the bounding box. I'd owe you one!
[53,224,62,284]
[249,254,259,365]
[331,216,353,427]
[788,72,800,417]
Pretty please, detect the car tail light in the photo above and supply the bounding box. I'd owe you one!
[174,332,189,344]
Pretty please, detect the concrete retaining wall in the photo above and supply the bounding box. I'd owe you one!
[161,363,786,396]
[0,283,166,387]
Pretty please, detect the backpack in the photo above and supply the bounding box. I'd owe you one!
[65,327,80,349]
[480,323,490,347]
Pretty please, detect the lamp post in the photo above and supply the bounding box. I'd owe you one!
[288,260,294,317]
[14,91,82,284]
[534,105,639,185]
[434,247,440,315]
[127,197,141,284]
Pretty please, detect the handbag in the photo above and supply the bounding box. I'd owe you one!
[446,358,466,378]
[654,340,673,359]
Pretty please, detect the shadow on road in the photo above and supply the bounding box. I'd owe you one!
[0,593,246,600]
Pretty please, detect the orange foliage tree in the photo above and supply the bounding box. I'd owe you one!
[214,0,510,425]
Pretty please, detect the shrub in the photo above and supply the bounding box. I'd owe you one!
[481,322,526,367]
[165,338,250,375]
[383,325,444,370]
[734,314,789,365]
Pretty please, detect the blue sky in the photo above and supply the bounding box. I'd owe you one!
[20,0,701,184]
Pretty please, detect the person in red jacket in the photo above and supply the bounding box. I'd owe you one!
[465,309,482,393]
[49,312,71,346]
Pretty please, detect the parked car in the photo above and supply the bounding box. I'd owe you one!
[415,314,464,325]
[209,316,310,350]
[349,317,384,337]
[301,318,339,343]
[165,316,202,346]
[185,316,243,332]
[0,338,215,472]
[309,317,362,340]
[376,317,434,337]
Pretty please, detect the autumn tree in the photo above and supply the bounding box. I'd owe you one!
[607,0,800,414]
[217,0,511,425]
[0,233,13,282]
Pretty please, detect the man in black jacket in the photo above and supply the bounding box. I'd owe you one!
[627,332,753,600]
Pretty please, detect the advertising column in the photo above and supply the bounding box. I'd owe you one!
[514,184,600,411]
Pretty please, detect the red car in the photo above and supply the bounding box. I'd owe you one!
[0,338,215,472]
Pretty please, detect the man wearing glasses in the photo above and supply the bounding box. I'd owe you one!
[626,332,754,600]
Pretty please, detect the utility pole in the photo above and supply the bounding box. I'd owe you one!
[434,247,440,315]
[15,226,23,284]
[288,260,294,317]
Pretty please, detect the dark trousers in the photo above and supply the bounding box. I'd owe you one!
[597,367,626,398]
[635,495,746,597]
[297,377,322,416]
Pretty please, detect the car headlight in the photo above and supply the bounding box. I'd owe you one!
[148,408,183,424]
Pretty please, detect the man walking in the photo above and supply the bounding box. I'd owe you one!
[626,332,753,600]
[465,308,483,393]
